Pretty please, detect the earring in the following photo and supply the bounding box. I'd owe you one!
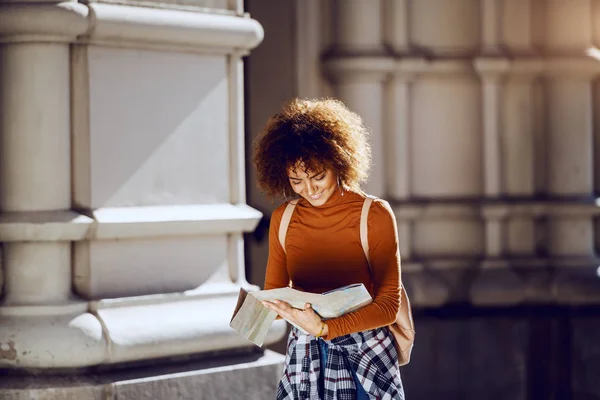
[338,176,344,196]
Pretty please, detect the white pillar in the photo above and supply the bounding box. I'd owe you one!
[336,78,387,196]
[383,0,410,53]
[481,0,502,55]
[384,60,426,260]
[475,59,509,258]
[0,44,72,305]
[501,0,537,54]
[327,0,388,197]
[385,68,419,200]
[0,9,107,368]
[333,0,383,53]
[409,0,481,56]
[545,75,595,256]
[503,71,540,255]
[0,44,71,212]
[0,3,271,372]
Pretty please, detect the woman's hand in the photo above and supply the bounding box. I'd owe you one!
[262,300,328,337]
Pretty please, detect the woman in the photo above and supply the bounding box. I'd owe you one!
[254,98,404,400]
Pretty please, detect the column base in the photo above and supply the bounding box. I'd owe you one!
[0,302,107,369]
[0,292,288,369]
[0,350,285,400]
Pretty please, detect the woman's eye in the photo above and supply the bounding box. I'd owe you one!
[291,181,301,186]
[315,174,325,181]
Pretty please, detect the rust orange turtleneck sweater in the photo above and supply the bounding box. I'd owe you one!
[263,189,402,340]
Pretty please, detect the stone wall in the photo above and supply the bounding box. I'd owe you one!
[246,0,600,398]
[0,0,286,397]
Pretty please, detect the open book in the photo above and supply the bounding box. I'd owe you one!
[229,283,373,346]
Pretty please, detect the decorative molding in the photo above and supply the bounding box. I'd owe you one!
[391,203,479,220]
[0,203,263,241]
[0,2,263,53]
[0,308,107,368]
[90,294,286,364]
[481,200,600,218]
[228,52,246,204]
[323,55,395,82]
[543,56,600,78]
[85,3,263,52]
[0,211,92,242]
[0,293,287,368]
[390,198,600,220]
[404,256,600,308]
[474,57,511,79]
[85,0,234,14]
[324,54,600,82]
[394,57,428,78]
[92,203,262,239]
[0,2,90,43]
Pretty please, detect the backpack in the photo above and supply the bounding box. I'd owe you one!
[277,195,415,366]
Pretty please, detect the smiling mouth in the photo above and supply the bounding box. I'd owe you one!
[309,192,323,200]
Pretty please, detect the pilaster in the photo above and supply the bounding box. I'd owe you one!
[324,0,389,197]
[0,1,284,374]
[316,0,600,308]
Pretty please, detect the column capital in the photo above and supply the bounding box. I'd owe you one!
[392,57,428,82]
[323,55,395,83]
[507,58,545,81]
[474,57,511,81]
[0,2,89,44]
[542,57,600,80]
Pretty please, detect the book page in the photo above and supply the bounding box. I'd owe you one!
[230,283,373,346]
[252,283,372,319]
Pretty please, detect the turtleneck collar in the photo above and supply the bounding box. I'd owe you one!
[296,185,349,209]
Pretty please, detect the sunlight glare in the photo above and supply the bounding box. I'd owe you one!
[586,47,600,61]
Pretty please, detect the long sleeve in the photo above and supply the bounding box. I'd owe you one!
[263,204,290,290]
[323,200,401,340]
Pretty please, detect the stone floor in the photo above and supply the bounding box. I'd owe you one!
[0,350,284,400]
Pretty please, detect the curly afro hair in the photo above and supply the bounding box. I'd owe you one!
[252,98,372,200]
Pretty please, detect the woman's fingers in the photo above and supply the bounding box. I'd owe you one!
[262,300,293,319]
[262,300,322,336]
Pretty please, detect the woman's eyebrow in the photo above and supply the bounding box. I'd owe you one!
[288,170,324,180]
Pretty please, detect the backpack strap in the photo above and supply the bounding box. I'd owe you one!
[278,199,299,253]
[360,195,377,270]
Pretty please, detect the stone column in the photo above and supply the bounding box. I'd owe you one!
[383,0,410,54]
[477,59,509,254]
[0,3,106,369]
[385,60,450,307]
[333,0,385,54]
[409,0,481,57]
[544,71,595,256]
[502,66,542,258]
[541,0,599,303]
[543,0,595,258]
[326,0,388,197]
[0,0,283,378]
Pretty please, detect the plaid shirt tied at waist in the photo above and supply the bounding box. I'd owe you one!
[277,326,404,400]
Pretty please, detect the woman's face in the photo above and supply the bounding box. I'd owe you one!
[287,164,337,207]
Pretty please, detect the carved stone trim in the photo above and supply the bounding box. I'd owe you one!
[0,2,263,52]
[0,203,262,241]
[0,2,90,43]
[85,3,263,52]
